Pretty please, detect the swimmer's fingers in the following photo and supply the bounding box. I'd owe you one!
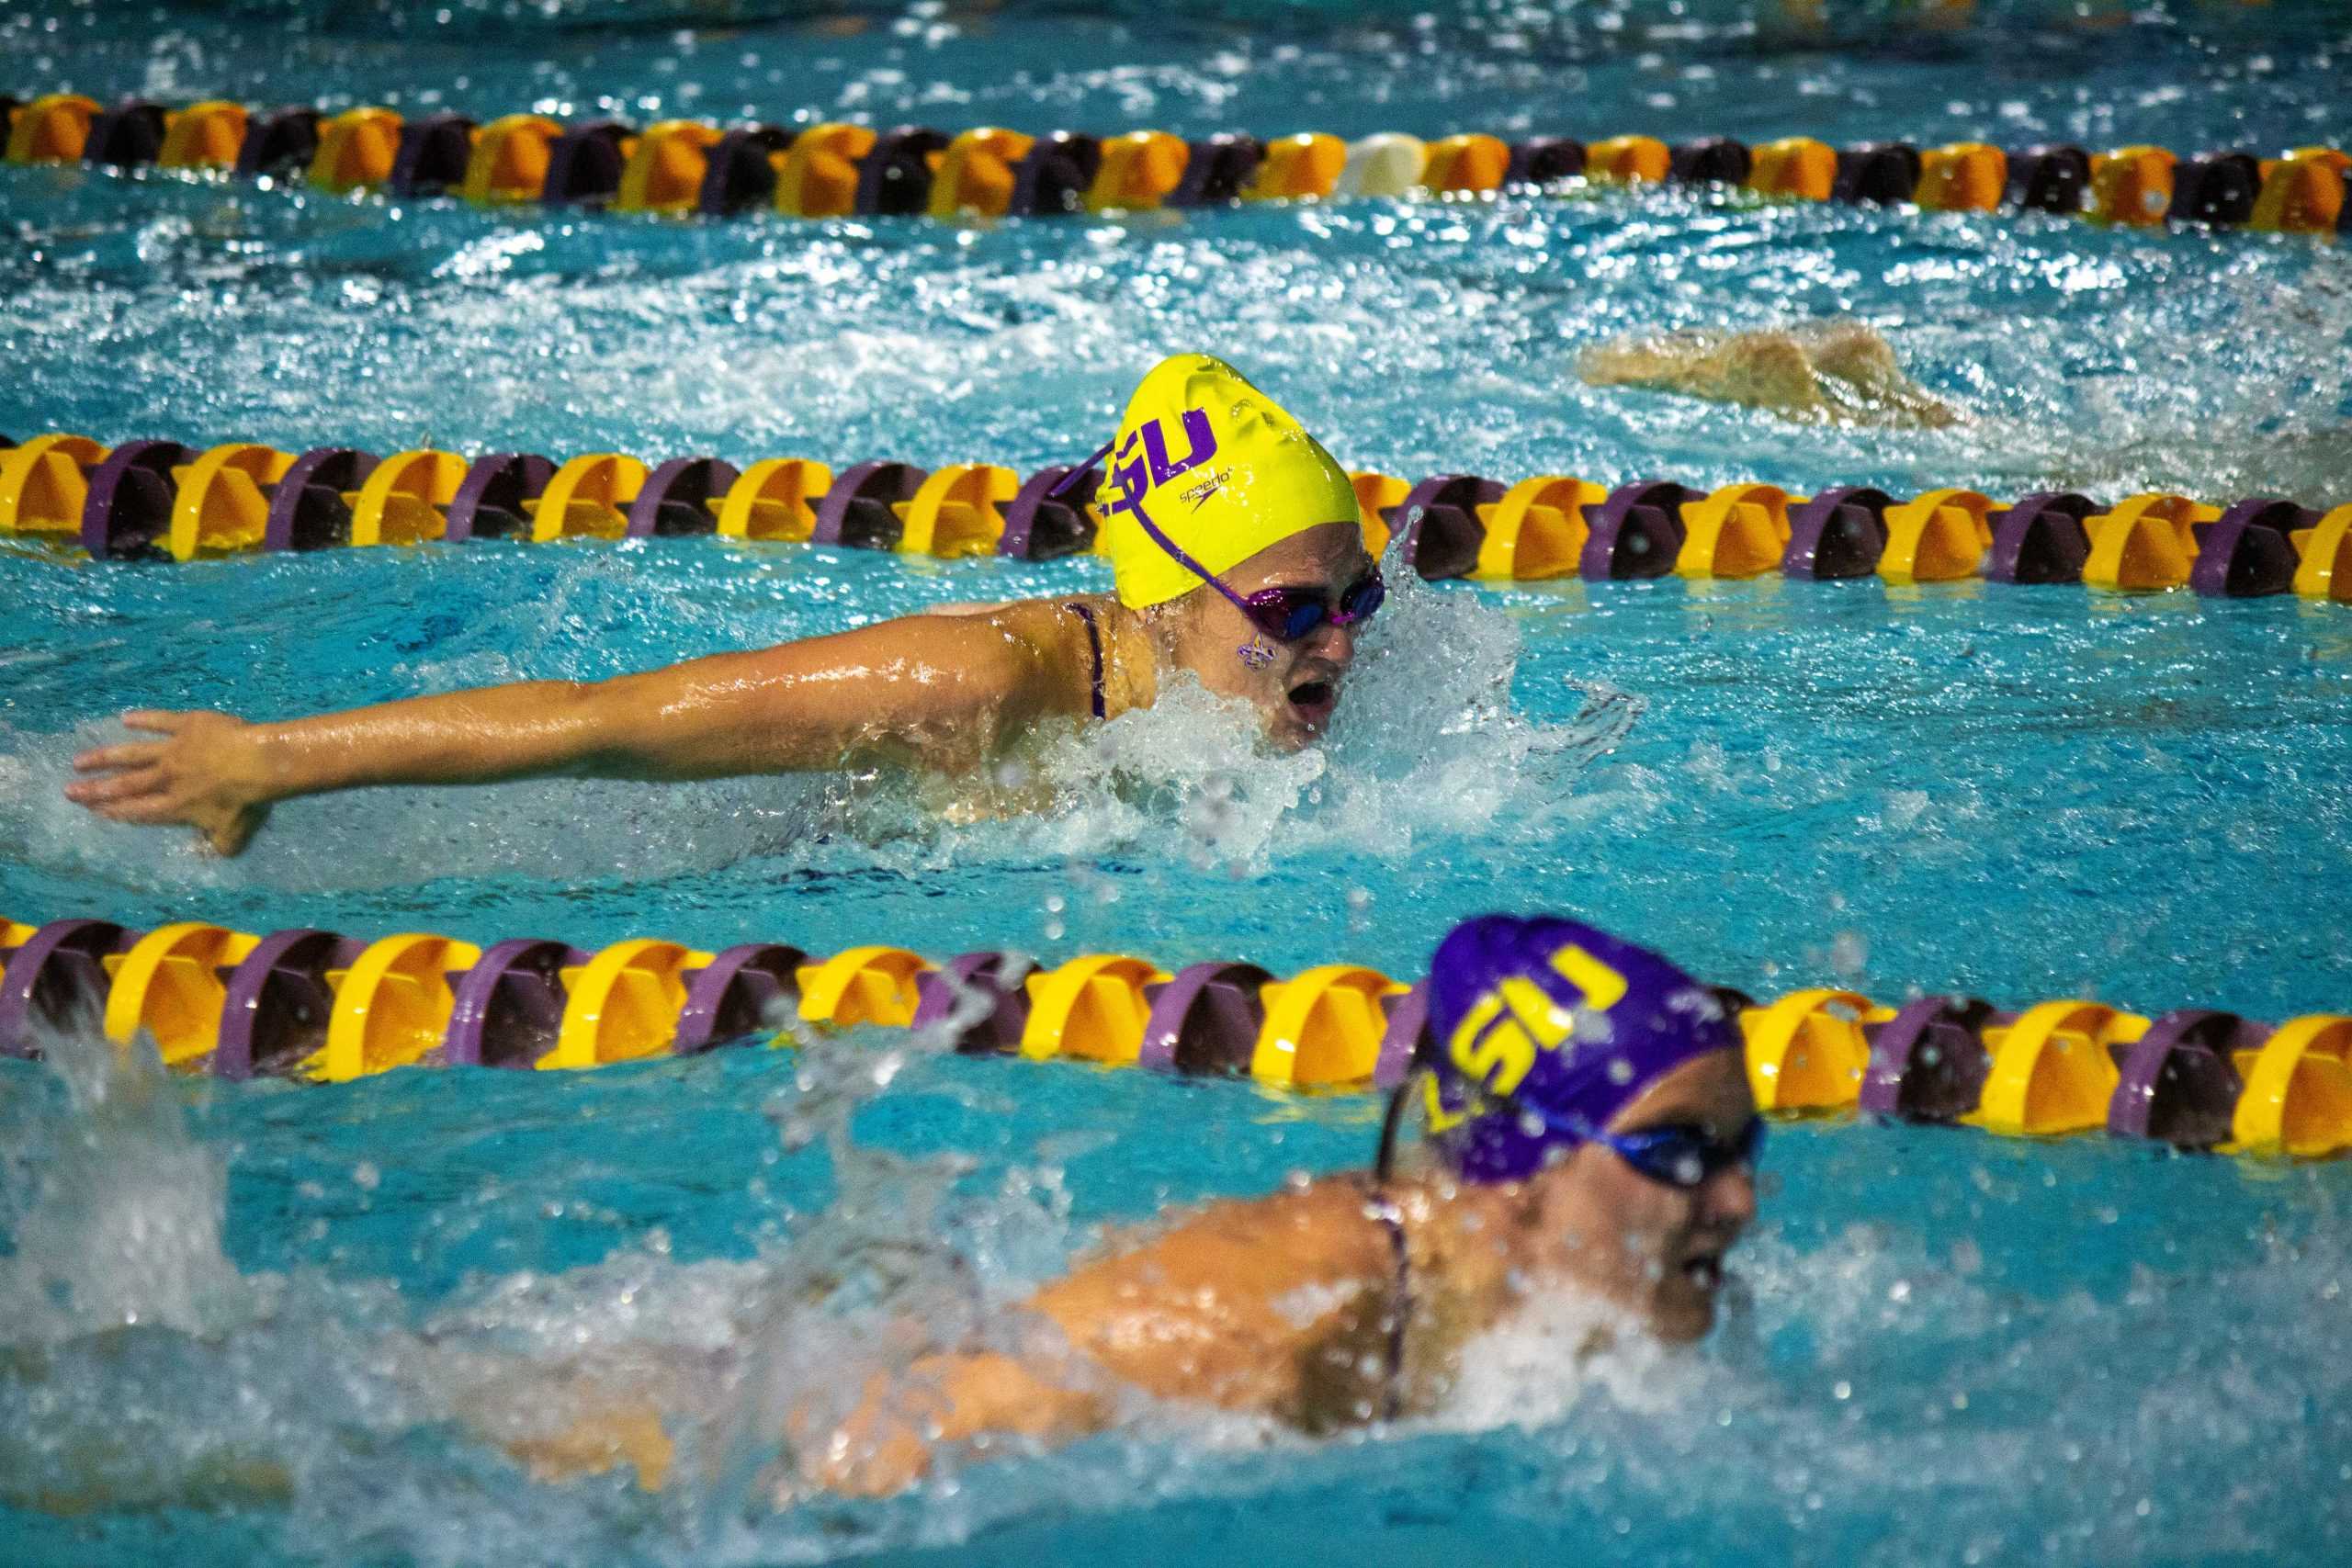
[119,708,195,735]
[198,803,269,858]
[69,739,166,776]
[83,793,186,826]
[62,761,169,807]
[81,788,258,848]
[84,791,261,857]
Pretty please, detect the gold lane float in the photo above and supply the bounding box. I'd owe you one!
[3,433,2348,601]
[3,913,2345,1156]
[3,92,2346,240]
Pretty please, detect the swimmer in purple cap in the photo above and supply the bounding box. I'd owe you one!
[485,913,1760,1497]
[1396,911,1762,1341]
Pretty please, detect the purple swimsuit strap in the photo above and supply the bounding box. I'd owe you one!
[1371,1188,1410,1422]
[1367,1079,1417,1420]
[1063,601,1107,720]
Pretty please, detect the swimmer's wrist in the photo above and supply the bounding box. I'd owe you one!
[240,722,321,804]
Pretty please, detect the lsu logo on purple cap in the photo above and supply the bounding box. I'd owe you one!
[1423,915,1737,1183]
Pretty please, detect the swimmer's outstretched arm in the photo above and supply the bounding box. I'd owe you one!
[475,1184,1412,1498]
[489,1346,1109,1497]
[62,604,1090,854]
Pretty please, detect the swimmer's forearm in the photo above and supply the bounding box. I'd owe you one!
[241,681,615,798]
[243,677,860,797]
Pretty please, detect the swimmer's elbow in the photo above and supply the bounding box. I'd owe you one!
[558,626,1047,783]
[546,676,684,780]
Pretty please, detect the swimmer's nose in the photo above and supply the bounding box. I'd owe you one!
[1301,619,1358,669]
[1700,1164,1758,1233]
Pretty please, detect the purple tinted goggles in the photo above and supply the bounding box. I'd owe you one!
[1234,569,1385,644]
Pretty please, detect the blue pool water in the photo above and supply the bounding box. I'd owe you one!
[6,2,2352,1564]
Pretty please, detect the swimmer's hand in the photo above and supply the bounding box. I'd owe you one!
[65,710,275,856]
[499,1400,675,1492]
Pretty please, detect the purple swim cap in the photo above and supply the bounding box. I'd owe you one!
[1424,915,1737,1183]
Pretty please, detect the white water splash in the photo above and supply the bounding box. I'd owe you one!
[835,550,1645,879]
[0,1013,249,1346]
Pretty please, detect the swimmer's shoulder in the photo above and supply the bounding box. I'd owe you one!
[922,594,1150,721]
[917,593,1102,641]
[1047,1179,1395,1303]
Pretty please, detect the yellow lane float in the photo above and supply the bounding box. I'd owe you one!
[101,922,262,1068]
[1968,1001,2151,1136]
[1253,965,1411,1088]
[308,107,402,193]
[797,946,931,1027]
[711,457,833,541]
[1677,483,1793,581]
[1020,954,1173,1065]
[4,94,99,163]
[0,434,106,541]
[319,933,483,1082]
[542,939,714,1071]
[1086,130,1189,212]
[1242,132,1346,201]
[2082,492,2222,592]
[891,463,1018,557]
[1740,988,1887,1111]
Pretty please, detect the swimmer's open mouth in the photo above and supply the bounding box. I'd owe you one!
[1287,679,1336,717]
[1681,1254,1724,1293]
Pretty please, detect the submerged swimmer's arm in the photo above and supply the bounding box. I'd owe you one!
[63,604,1092,853]
[482,1348,1107,1498]
[1025,1184,1399,1423]
[1576,321,1956,426]
[792,1350,1114,1496]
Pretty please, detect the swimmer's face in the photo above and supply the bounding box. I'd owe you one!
[1155,521,1374,751]
[1517,1049,1759,1342]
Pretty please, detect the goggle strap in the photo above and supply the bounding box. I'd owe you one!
[1127,495,1273,624]
[1047,441,1116,501]
[1124,487,1385,646]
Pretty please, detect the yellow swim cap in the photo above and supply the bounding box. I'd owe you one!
[1097,354,1360,610]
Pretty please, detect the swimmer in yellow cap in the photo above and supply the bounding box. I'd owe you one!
[62,355,1382,855]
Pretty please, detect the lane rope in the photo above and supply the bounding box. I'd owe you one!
[5,94,2346,241]
[4,434,2347,601]
[4,912,2344,1156]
